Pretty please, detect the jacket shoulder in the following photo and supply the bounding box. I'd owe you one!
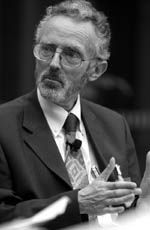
[81,98,123,121]
[0,91,36,124]
[0,91,35,115]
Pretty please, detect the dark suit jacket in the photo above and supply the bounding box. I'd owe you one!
[0,90,141,229]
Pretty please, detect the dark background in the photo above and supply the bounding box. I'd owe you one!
[0,0,150,176]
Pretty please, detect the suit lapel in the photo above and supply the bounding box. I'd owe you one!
[22,91,72,187]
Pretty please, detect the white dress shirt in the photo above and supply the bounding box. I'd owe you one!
[37,88,97,183]
[37,88,118,227]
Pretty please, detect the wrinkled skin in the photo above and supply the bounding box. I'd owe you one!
[78,158,142,215]
[35,15,104,111]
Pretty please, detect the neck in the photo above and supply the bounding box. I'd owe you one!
[59,101,76,112]
[56,96,79,112]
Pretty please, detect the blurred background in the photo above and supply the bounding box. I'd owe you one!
[0,0,150,176]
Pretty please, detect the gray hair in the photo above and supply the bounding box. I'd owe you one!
[35,0,111,60]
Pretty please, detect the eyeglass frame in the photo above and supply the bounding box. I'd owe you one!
[33,43,102,68]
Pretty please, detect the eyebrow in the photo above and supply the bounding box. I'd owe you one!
[42,42,84,56]
[67,44,84,53]
[63,46,82,54]
[63,44,85,57]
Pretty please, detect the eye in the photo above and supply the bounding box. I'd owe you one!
[40,44,56,58]
[63,47,82,59]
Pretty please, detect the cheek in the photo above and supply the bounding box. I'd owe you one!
[67,64,88,80]
[35,61,48,77]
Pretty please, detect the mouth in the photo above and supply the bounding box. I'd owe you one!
[42,76,63,88]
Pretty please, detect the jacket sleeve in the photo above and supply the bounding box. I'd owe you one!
[0,145,83,229]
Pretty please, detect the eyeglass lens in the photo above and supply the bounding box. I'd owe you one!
[35,43,83,67]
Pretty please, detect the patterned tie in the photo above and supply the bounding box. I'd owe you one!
[64,113,89,189]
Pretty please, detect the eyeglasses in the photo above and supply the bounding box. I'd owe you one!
[33,43,97,68]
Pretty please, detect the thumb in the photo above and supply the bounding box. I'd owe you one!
[138,151,150,206]
[144,151,150,178]
[99,157,116,181]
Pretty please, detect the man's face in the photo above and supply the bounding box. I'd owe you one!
[35,15,97,110]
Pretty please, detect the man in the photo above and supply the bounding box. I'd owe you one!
[0,0,142,229]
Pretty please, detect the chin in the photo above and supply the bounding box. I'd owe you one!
[39,84,66,104]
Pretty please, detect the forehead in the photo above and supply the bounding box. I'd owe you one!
[40,15,97,55]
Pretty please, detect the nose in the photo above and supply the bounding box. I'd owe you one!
[49,48,61,69]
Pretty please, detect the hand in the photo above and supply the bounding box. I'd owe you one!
[78,157,141,215]
[137,151,150,210]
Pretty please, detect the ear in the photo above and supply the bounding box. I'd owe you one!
[88,60,108,82]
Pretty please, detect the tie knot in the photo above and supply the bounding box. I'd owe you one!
[64,113,79,133]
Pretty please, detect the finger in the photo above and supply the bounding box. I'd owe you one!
[106,181,137,189]
[106,188,137,198]
[139,151,150,199]
[133,188,142,196]
[99,157,116,181]
[144,151,150,178]
[103,205,125,214]
[105,193,135,206]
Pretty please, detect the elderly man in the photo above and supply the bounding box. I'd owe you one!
[0,0,142,229]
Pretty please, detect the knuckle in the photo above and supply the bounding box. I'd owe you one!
[111,190,118,197]
[109,182,117,189]
[127,193,135,200]
[113,182,118,189]
[112,198,118,204]
[111,197,121,205]
[104,199,109,205]
[116,207,125,213]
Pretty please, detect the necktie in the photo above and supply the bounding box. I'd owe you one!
[64,113,89,189]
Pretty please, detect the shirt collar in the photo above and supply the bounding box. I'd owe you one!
[37,88,82,137]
